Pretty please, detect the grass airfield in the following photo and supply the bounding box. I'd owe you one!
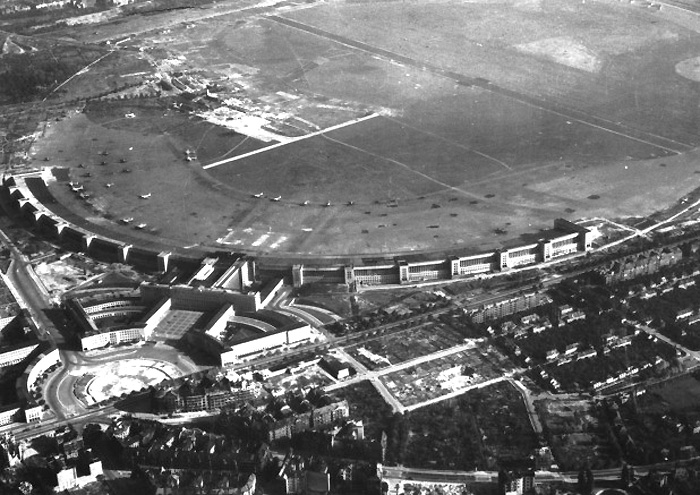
[29,0,700,259]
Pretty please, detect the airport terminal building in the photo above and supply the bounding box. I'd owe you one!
[4,172,592,291]
[64,256,318,365]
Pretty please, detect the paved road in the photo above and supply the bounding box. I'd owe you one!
[292,302,341,323]
[507,377,544,438]
[229,315,276,333]
[12,404,118,442]
[0,226,64,344]
[636,323,700,362]
[325,339,482,392]
[42,343,206,421]
[268,288,329,328]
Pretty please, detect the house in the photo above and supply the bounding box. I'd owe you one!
[319,357,354,380]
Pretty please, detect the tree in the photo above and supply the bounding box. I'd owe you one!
[621,462,632,487]
[576,466,594,495]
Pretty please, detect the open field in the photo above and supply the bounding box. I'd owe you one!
[345,324,467,371]
[380,344,511,407]
[19,0,700,259]
[76,358,184,404]
[642,371,700,413]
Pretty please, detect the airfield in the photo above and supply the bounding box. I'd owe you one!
[27,0,700,260]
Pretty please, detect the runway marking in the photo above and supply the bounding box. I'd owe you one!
[509,101,684,155]
[202,112,380,170]
[251,234,270,247]
[321,135,482,200]
[269,236,288,249]
[385,116,513,171]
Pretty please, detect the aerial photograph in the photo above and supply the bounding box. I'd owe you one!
[4,0,700,493]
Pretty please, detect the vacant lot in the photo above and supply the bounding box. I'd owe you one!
[381,344,511,407]
[345,324,466,370]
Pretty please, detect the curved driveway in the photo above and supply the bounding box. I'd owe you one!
[43,343,207,420]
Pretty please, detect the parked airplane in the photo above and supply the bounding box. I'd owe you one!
[347,200,355,206]
[271,196,282,202]
[135,223,147,230]
[121,217,134,224]
[324,201,332,207]
[300,200,309,206]
[105,183,113,188]
[253,192,264,198]
[139,193,152,199]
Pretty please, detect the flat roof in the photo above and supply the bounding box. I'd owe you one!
[151,309,210,341]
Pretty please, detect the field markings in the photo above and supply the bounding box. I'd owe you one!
[266,15,693,155]
[321,133,576,212]
[320,134,485,201]
[385,116,513,171]
[202,112,380,170]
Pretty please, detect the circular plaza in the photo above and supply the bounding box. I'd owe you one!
[43,343,206,418]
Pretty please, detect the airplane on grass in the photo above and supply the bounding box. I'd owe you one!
[139,193,152,199]
[184,149,197,162]
[271,196,282,202]
[121,217,134,224]
[253,192,264,198]
[105,183,114,188]
[135,223,147,230]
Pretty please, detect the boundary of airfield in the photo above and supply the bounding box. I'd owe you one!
[2,168,694,291]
